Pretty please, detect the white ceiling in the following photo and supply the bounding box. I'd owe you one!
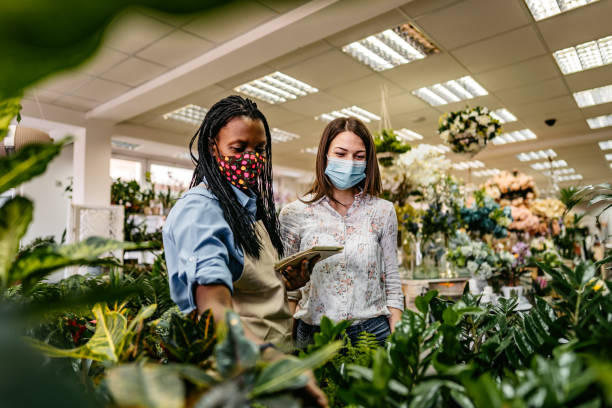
[22,0,612,188]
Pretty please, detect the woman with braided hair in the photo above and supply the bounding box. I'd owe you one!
[162,95,327,406]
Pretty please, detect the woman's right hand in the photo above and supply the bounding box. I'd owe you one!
[280,255,320,291]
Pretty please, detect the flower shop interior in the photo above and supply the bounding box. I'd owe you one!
[2,1,612,407]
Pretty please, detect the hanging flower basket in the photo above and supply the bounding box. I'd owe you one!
[438,106,501,156]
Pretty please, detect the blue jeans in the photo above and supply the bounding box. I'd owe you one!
[295,315,391,350]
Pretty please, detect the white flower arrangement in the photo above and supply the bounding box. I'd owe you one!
[438,106,501,155]
[398,144,452,187]
[447,231,498,279]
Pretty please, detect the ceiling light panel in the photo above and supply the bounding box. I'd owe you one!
[271,128,300,143]
[531,159,568,170]
[516,149,557,161]
[573,84,612,107]
[430,144,451,153]
[490,108,518,123]
[599,140,612,150]
[111,140,141,151]
[412,76,488,106]
[586,114,612,129]
[235,72,318,104]
[396,128,423,141]
[342,23,439,72]
[492,129,537,145]
[524,0,600,21]
[544,168,576,175]
[473,169,501,177]
[452,160,484,170]
[315,106,380,123]
[163,104,208,125]
[301,146,318,155]
[605,153,612,160]
[553,35,612,74]
[557,174,583,182]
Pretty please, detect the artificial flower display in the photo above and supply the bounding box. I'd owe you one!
[530,197,566,219]
[509,205,541,234]
[374,128,411,167]
[484,170,537,207]
[399,143,452,187]
[438,106,501,154]
[447,231,498,279]
[460,189,512,238]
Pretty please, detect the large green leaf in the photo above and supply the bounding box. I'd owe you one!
[0,0,226,99]
[106,363,184,408]
[250,341,342,397]
[9,236,147,290]
[214,310,259,377]
[0,95,22,139]
[0,196,32,289]
[27,303,128,362]
[0,139,67,194]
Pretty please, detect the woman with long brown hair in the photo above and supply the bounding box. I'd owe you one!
[279,117,404,348]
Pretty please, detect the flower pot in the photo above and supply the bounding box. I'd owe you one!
[501,285,524,299]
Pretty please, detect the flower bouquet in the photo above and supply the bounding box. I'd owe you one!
[530,198,566,219]
[484,170,537,207]
[438,106,501,155]
[509,206,541,234]
[447,231,498,279]
[460,189,512,238]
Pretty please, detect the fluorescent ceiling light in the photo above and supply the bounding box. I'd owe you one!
[396,128,423,141]
[431,144,451,153]
[315,106,380,123]
[163,104,208,125]
[573,84,612,107]
[524,0,600,21]
[544,168,576,175]
[452,160,484,170]
[301,146,318,155]
[490,108,518,123]
[553,35,612,75]
[605,153,612,160]
[531,159,568,170]
[342,23,439,71]
[271,128,300,143]
[235,71,318,104]
[599,140,612,150]
[473,169,501,177]
[586,114,612,129]
[111,140,141,151]
[557,174,583,182]
[516,149,557,161]
[412,76,488,106]
[492,129,537,145]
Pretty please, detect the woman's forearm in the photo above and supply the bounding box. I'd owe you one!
[195,284,264,345]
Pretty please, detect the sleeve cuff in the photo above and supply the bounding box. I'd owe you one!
[387,298,405,311]
[286,290,301,301]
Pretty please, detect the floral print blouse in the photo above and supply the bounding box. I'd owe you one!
[279,192,404,325]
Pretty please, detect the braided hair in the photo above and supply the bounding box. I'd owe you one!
[189,95,283,259]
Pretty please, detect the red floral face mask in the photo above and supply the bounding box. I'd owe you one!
[216,151,265,190]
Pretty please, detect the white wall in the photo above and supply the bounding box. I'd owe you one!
[20,143,73,245]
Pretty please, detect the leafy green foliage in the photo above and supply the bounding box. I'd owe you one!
[160,309,216,365]
[0,0,227,99]
[0,196,32,289]
[28,302,155,362]
[0,95,22,139]
[374,129,411,167]
[0,139,67,195]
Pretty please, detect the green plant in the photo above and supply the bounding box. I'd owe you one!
[374,129,411,167]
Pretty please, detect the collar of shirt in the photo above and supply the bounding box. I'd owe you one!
[183,178,257,218]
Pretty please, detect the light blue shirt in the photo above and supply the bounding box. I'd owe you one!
[162,183,257,313]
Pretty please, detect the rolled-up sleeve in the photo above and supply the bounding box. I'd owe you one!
[163,196,237,314]
[380,203,404,311]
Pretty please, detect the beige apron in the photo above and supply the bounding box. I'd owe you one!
[231,221,292,348]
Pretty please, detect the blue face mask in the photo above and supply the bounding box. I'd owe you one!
[325,156,367,190]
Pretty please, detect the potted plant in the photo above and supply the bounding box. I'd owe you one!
[374,128,411,167]
[498,241,531,298]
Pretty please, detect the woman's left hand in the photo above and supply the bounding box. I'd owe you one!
[388,307,402,333]
[280,255,320,291]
